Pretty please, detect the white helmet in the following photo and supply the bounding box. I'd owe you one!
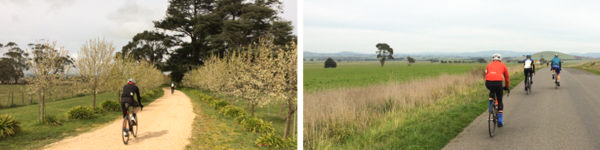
[492,53,502,61]
[128,78,136,84]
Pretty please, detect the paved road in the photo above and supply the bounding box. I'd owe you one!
[444,68,600,150]
[44,88,195,150]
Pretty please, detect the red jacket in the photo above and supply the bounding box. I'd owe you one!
[485,61,510,87]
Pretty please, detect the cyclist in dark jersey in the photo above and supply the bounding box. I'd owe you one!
[121,78,143,135]
[485,53,510,127]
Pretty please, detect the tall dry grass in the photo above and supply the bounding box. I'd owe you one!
[304,67,486,148]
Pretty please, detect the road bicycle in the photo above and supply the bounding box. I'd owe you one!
[489,88,509,137]
[122,103,138,145]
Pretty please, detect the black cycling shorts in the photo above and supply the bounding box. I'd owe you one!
[485,81,504,111]
[524,68,534,77]
[121,97,139,117]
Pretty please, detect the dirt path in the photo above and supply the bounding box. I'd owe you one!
[444,68,600,149]
[44,88,195,150]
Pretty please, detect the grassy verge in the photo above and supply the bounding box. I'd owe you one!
[357,71,525,149]
[572,61,600,75]
[0,87,163,149]
[181,88,295,149]
[305,65,527,149]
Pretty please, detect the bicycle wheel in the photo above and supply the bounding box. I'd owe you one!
[488,104,496,137]
[122,119,130,144]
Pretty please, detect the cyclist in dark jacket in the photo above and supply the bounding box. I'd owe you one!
[121,78,143,135]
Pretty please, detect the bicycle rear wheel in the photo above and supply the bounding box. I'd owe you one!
[122,119,130,144]
[131,116,138,137]
[488,104,496,137]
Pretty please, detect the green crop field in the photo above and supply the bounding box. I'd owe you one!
[304,61,485,92]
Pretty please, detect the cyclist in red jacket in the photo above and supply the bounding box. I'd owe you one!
[485,53,510,127]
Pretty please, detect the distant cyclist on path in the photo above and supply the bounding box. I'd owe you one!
[551,54,562,86]
[171,81,175,94]
[121,78,143,136]
[523,55,535,85]
[485,53,510,127]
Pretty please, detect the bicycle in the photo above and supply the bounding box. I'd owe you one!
[489,88,509,137]
[122,103,138,145]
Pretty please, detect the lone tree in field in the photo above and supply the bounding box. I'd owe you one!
[28,42,72,122]
[407,56,415,66]
[324,57,337,68]
[376,43,394,67]
[76,38,115,110]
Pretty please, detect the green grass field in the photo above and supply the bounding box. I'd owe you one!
[181,88,294,149]
[304,61,485,92]
[0,88,163,149]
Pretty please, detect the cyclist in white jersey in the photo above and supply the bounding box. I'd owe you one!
[523,55,535,85]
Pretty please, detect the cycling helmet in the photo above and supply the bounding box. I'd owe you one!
[492,53,502,61]
[128,78,136,84]
[554,54,559,57]
[526,55,532,58]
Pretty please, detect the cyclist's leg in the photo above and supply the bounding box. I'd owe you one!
[121,100,128,130]
[523,69,528,85]
[556,68,561,82]
[485,81,495,110]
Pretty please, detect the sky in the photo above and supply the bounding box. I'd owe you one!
[0,0,297,58]
[305,0,600,54]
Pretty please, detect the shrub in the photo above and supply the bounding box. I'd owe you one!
[67,106,96,120]
[101,100,121,112]
[255,133,295,148]
[218,105,247,118]
[241,117,274,134]
[211,100,229,109]
[0,114,20,138]
[44,115,62,126]
[235,115,251,124]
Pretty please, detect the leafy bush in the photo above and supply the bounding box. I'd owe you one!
[101,100,121,112]
[241,117,274,134]
[44,115,63,126]
[211,100,229,109]
[218,105,247,118]
[235,115,251,124]
[67,106,96,120]
[0,114,20,138]
[255,133,295,148]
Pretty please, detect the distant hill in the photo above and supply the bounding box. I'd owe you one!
[531,51,576,60]
[569,52,600,58]
[305,50,533,58]
[304,50,594,62]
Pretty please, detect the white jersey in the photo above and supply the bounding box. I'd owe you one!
[524,59,533,69]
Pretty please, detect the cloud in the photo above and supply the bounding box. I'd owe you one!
[305,0,600,53]
[106,0,161,40]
